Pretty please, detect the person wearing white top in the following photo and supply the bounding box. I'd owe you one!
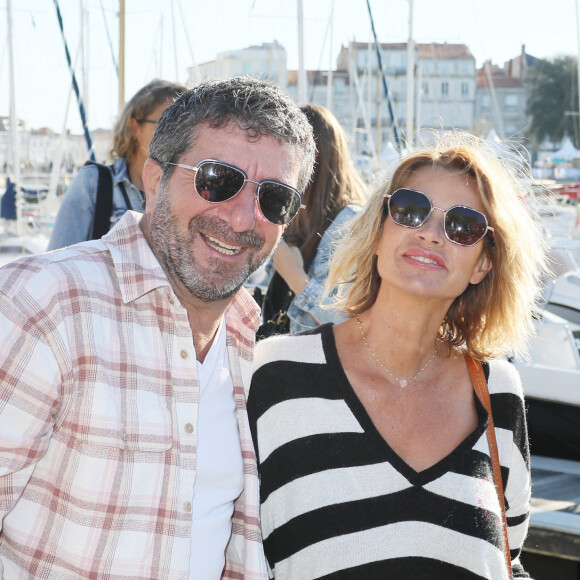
[190,319,244,578]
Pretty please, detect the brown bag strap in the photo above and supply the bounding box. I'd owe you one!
[466,355,514,580]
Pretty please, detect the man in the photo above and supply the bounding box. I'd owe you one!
[0,77,315,579]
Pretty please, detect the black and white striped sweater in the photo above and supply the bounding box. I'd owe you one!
[248,324,531,580]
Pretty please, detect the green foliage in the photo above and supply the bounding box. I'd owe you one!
[526,56,579,148]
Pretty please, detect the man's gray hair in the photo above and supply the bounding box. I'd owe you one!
[148,76,316,192]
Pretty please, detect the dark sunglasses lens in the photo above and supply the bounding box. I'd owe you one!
[195,162,245,202]
[445,207,488,245]
[389,189,431,227]
[257,182,301,225]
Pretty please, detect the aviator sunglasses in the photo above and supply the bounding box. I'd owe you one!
[160,158,305,226]
[384,188,494,246]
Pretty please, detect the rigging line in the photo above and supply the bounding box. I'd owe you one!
[309,13,331,102]
[176,0,200,82]
[143,15,164,81]
[53,0,95,161]
[0,33,7,86]
[170,0,179,80]
[365,0,402,153]
[98,0,118,76]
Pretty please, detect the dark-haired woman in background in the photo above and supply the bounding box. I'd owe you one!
[258,104,367,338]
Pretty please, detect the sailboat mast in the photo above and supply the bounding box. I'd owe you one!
[119,0,125,110]
[365,0,401,152]
[405,0,415,149]
[297,0,307,104]
[6,0,22,235]
[53,0,95,160]
[576,0,580,139]
[326,0,334,110]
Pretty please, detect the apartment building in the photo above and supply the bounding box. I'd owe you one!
[190,41,287,90]
[474,63,527,140]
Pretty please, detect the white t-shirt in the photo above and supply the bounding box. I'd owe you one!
[189,319,244,579]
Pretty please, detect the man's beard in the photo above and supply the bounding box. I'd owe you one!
[149,185,269,302]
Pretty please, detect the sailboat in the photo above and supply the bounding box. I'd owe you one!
[0,0,54,261]
[511,204,580,461]
[0,0,108,262]
[512,289,580,461]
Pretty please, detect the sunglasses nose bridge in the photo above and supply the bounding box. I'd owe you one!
[244,177,262,197]
[414,204,448,243]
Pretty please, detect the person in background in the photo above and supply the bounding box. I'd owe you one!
[0,77,315,579]
[249,132,547,579]
[257,103,367,338]
[48,78,186,250]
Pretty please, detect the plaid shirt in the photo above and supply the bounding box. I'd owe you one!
[0,211,268,579]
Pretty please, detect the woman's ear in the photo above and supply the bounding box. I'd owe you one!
[129,116,140,138]
[470,253,492,285]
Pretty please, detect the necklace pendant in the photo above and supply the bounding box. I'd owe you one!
[399,379,408,388]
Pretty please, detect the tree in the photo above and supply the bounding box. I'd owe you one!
[526,56,579,148]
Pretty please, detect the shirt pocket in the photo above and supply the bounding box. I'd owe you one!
[77,382,173,452]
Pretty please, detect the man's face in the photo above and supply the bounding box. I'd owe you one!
[143,122,301,303]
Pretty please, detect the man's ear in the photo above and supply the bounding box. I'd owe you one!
[142,158,163,214]
[470,253,492,285]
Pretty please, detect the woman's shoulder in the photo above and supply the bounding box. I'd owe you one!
[254,324,332,372]
[334,204,363,223]
[111,157,130,180]
[320,204,363,242]
[60,162,102,200]
[487,358,525,399]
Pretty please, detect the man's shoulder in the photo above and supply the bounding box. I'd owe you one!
[0,242,110,300]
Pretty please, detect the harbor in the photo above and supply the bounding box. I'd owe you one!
[1,1,580,579]
[523,456,580,578]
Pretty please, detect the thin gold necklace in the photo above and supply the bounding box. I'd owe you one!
[356,313,438,388]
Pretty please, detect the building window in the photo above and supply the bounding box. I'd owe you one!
[461,82,468,96]
[504,95,518,112]
[441,82,449,96]
[481,95,491,112]
[422,81,429,96]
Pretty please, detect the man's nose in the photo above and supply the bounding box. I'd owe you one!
[216,184,258,232]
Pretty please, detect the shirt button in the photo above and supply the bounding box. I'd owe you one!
[168,294,174,305]
[121,430,127,441]
[184,423,194,434]
[184,501,192,512]
[180,349,189,360]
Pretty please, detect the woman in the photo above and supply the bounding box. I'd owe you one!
[249,132,547,579]
[257,104,366,337]
[48,78,186,250]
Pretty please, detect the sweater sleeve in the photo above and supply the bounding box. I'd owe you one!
[489,360,532,579]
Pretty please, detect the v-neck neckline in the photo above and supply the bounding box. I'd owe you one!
[319,323,489,487]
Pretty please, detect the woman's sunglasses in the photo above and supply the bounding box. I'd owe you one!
[160,158,305,226]
[383,188,494,247]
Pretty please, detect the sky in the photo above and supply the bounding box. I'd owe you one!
[1,0,579,134]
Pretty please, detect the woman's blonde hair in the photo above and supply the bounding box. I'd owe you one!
[327,131,549,360]
[109,79,187,163]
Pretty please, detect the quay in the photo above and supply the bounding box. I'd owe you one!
[522,455,580,579]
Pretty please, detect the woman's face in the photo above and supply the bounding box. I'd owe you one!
[130,99,173,159]
[375,165,492,304]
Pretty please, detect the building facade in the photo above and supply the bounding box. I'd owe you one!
[190,41,287,89]
[474,62,527,141]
